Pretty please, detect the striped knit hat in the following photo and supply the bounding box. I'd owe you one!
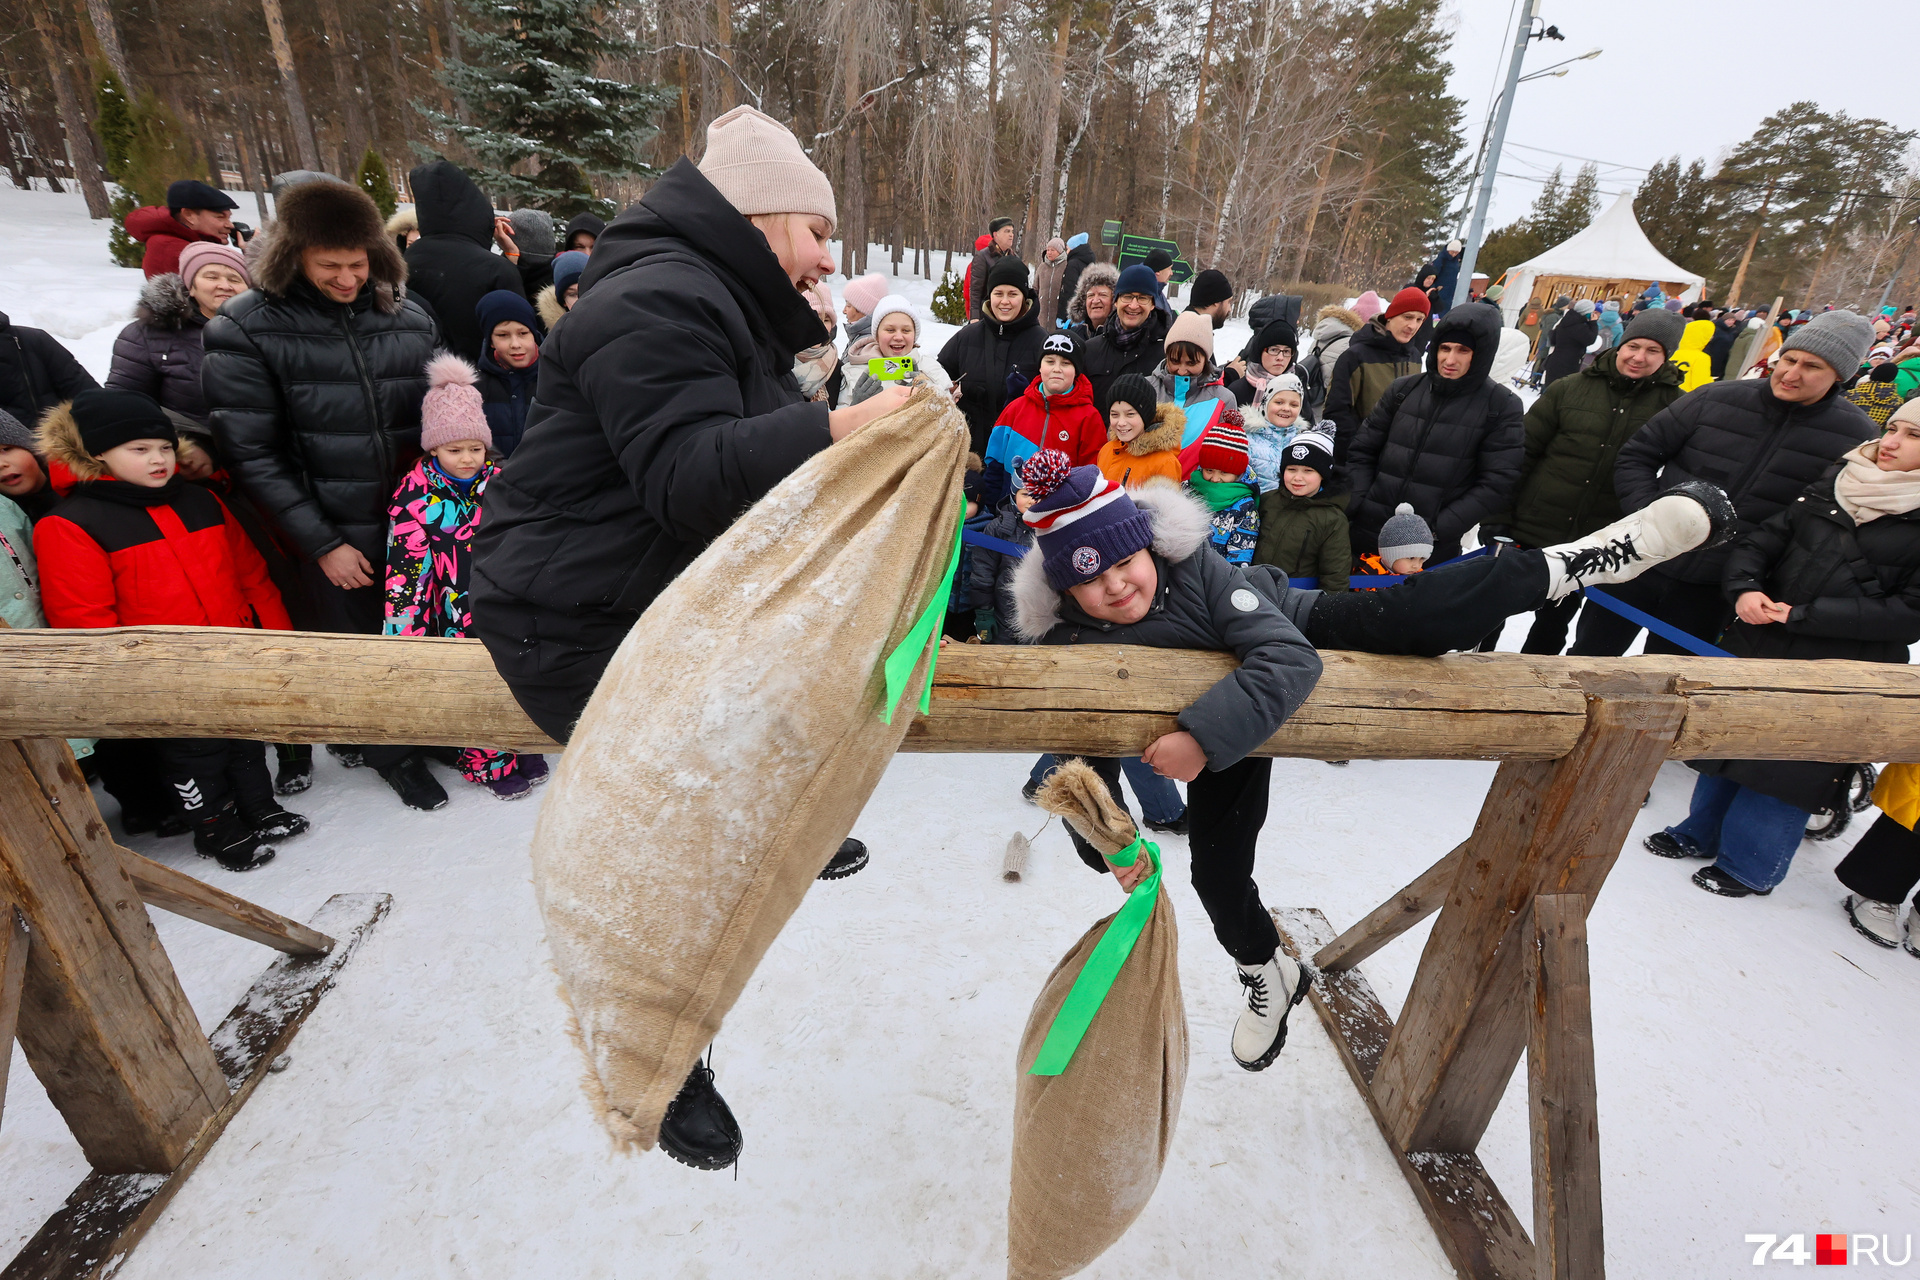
[1196,415,1250,475]
[1022,464,1155,590]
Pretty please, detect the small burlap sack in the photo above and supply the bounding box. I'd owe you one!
[528,386,968,1149]
[1008,760,1189,1279]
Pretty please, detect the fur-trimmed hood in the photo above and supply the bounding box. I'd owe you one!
[1113,400,1187,455]
[247,179,409,313]
[1067,261,1120,325]
[1007,480,1213,641]
[534,284,565,330]
[34,402,110,483]
[133,273,202,331]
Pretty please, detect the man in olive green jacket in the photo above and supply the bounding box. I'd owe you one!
[1498,307,1687,652]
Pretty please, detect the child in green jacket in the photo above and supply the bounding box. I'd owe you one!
[1254,430,1349,590]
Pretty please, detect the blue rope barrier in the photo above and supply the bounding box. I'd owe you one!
[1580,588,1733,658]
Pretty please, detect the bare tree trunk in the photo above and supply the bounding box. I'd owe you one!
[1208,0,1280,265]
[82,0,135,89]
[31,6,110,217]
[712,0,735,111]
[1289,137,1339,281]
[1052,6,1123,240]
[315,0,369,172]
[982,0,1004,226]
[1183,0,1221,190]
[1023,7,1073,249]
[260,0,322,170]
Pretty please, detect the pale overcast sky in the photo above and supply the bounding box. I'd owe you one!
[1443,0,1920,231]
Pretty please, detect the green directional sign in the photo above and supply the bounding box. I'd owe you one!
[1116,232,1193,284]
[1099,219,1123,247]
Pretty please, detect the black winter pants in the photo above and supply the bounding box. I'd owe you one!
[293,560,418,771]
[1304,549,1550,656]
[1835,813,1920,908]
[158,738,275,821]
[90,738,178,822]
[1064,755,1280,966]
[1566,571,1730,658]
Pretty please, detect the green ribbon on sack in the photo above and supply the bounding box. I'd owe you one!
[878,498,966,725]
[1028,836,1162,1076]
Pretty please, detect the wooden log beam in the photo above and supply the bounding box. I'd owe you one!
[120,849,334,958]
[0,907,26,1135]
[3,627,1920,762]
[1315,841,1466,973]
[1528,895,1604,1280]
[1370,696,1686,1154]
[1275,909,1534,1280]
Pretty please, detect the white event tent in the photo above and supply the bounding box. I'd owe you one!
[1496,194,1705,326]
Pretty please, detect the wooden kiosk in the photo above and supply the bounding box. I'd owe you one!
[3,626,1917,1279]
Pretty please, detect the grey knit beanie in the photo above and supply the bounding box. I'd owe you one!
[1573,299,1595,315]
[1779,310,1877,377]
[1621,308,1686,358]
[1378,502,1434,565]
[0,408,34,453]
[508,208,555,257]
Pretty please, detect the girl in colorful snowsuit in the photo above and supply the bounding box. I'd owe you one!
[384,355,549,799]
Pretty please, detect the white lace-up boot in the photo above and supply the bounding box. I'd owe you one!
[1541,479,1735,601]
[1231,951,1314,1072]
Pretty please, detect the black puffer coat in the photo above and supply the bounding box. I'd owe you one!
[403,161,525,364]
[1,310,96,428]
[1054,242,1094,325]
[470,158,832,736]
[1614,376,1876,584]
[1540,309,1596,386]
[1082,309,1171,412]
[1344,302,1525,555]
[106,274,210,421]
[938,301,1045,455]
[202,257,437,566]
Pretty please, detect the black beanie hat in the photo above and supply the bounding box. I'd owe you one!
[986,256,1030,293]
[166,179,238,215]
[1144,248,1174,273]
[988,217,1014,234]
[1105,373,1157,429]
[1039,329,1083,374]
[71,388,177,456]
[1188,268,1232,310]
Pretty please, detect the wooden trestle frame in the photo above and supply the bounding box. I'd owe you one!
[4,627,1920,1279]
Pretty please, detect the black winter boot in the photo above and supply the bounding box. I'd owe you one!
[193,802,277,871]
[378,754,448,811]
[325,744,366,769]
[274,744,313,794]
[243,803,311,841]
[817,837,869,881]
[658,1054,743,1171]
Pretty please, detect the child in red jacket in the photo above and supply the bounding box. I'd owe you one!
[34,389,304,871]
[979,331,1106,506]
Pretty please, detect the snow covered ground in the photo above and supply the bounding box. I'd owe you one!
[5,188,1919,1279]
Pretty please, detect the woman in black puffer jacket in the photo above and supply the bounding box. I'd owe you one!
[107,243,250,421]
[938,256,1044,455]
[1659,406,1920,899]
[1345,301,1525,560]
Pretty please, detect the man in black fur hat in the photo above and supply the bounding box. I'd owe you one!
[203,179,449,811]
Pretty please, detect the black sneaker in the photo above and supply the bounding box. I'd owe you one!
[1145,812,1189,835]
[244,803,311,841]
[193,802,277,871]
[1021,776,1043,803]
[274,744,313,795]
[378,754,448,811]
[1692,865,1770,897]
[817,837,869,881]
[1645,831,1710,859]
[326,744,366,769]
[658,1055,743,1171]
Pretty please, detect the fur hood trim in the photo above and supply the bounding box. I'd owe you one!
[1116,400,1187,455]
[1006,480,1213,641]
[1068,262,1120,325]
[250,180,409,313]
[34,402,108,483]
[1316,304,1363,331]
[134,273,199,330]
[385,207,418,237]
[534,284,565,330]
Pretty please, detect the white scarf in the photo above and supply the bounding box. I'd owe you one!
[1833,439,1920,525]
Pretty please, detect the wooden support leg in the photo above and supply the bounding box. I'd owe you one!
[1370,695,1684,1154]
[1315,841,1466,973]
[119,849,333,958]
[0,741,223,1172]
[0,906,27,1134]
[1529,895,1603,1280]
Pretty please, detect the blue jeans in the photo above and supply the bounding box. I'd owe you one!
[1668,773,1809,892]
[1029,754,1186,826]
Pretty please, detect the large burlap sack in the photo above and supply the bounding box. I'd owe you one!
[529,387,968,1149]
[1009,761,1189,1279]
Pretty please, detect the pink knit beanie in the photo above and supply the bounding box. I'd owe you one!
[698,106,837,233]
[842,272,889,317]
[1353,290,1385,321]
[177,241,250,290]
[419,353,491,451]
